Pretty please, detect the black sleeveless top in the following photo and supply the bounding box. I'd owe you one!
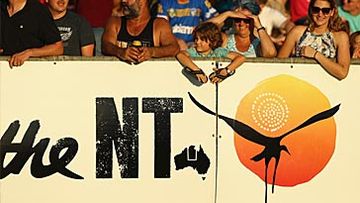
[116,17,155,48]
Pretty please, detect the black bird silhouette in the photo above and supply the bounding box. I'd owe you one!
[188,92,340,203]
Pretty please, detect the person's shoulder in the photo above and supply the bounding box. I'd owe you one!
[62,11,79,21]
[289,25,307,35]
[332,31,350,41]
[66,11,93,29]
[214,47,227,51]
[106,16,122,27]
[280,25,307,43]
[66,10,80,18]
[154,17,171,28]
[66,11,89,23]
[213,47,229,55]
[292,25,307,32]
[154,17,169,23]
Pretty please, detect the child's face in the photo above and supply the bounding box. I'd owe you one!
[353,35,360,49]
[194,36,212,55]
[352,35,360,58]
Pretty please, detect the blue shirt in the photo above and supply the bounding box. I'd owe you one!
[157,0,218,43]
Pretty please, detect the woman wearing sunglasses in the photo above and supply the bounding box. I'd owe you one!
[207,1,277,58]
[278,0,350,80]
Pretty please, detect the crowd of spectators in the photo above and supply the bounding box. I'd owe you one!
[1,0,359,80]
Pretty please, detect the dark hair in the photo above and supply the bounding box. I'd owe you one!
[350,31,360,56]
[193,22,223,50]
[308,0,344,32]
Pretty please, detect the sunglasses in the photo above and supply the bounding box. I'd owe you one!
[232,18,252,24]
[311,6,332,15]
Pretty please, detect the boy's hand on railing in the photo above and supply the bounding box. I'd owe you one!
[209,67,234,84]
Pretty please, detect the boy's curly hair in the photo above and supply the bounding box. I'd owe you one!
[193,22,223,50]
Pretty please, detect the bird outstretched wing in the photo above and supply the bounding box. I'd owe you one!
[188,92,271,146]
[280,104,340,139]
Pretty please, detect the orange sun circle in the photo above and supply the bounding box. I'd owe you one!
[234,75,337,186]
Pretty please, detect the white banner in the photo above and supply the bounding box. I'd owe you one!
[0,59,359,203]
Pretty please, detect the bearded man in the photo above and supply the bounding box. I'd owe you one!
[102,0,179,64]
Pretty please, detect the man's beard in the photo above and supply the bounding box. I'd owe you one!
[122,4,139,18]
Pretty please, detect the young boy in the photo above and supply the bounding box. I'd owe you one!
[176,22,245,84]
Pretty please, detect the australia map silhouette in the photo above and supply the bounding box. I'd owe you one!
[188,92,340,203]
[174,145,210,180]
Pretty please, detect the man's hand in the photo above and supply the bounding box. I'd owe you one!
[117,47,154,64]
[137,47,153,63]
[118,47,142,63]
[8,49,32,68]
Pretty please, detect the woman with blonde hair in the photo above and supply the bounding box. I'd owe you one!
[278,0,350,80]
